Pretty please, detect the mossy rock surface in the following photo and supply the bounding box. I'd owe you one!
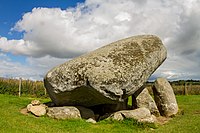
[44,35,167,107]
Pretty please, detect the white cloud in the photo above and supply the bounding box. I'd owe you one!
[0,53,67,80]
[0,52,37,80]
[26,55,68,73]
[0,0,200,80]
[0,0,182,58]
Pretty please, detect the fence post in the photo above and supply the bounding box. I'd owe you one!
[184,81,188,95]
[189,82,192,95]
[19,78,22,97]
[35,81,37,96]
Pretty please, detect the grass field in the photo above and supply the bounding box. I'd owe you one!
[0,94,199,133]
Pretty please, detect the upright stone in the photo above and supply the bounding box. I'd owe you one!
[136,88,160,116]
[44,35,167,107]
[153,78,178,117]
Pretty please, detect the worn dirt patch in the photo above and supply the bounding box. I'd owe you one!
[20,108,29,115]
[194,110,200,114]
[156,116,171,125]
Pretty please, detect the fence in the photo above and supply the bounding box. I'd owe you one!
[146,81,200,95]
[1,78,200,98]
[0,77,47,98]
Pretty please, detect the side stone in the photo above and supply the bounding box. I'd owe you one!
[136,88,160,116]
[109,107,157,123]
[86,118,97,124]
[153,78,178,117]
[29,104,47,117]
[47,106,81,119]
[27,104,33,112]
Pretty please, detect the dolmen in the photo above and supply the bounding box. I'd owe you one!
[25,35,178,124]
[44,35,166,108]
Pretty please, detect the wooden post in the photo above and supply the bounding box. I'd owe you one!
[34,81,37,96]
[184,81,188,95]
[189,82,192,95]
[19,78,22,97]
[182,82,184,95]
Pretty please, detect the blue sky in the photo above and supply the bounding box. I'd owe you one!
[0,0,84,39]
[0,0,84,78]
[0,0,84,79]
[0,0,200,80]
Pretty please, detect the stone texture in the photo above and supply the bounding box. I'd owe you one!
[153,78,178,117]
[31,100,41,106]
[47,106,81,119]
[29,104,47,117]
[44,35,167,107]
[109,107,157,123]
[139,114,157,123]
[27,104,33,112]
[136,88,160,116]
[110,112,124,121]
[86,118,97,124]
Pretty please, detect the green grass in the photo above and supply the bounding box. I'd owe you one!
[0,94,199,133]
[150,95,200,133]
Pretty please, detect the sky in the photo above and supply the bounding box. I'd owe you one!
[0,0,200,81]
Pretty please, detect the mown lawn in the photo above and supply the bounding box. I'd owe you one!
[0,94,199,133]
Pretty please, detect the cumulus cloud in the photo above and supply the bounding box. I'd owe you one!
[0,0,200,80]
[0,0,182,58]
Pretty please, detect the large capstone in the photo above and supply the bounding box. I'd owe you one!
[44,35,167,107]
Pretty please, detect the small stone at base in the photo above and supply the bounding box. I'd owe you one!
[86,118,97,124]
